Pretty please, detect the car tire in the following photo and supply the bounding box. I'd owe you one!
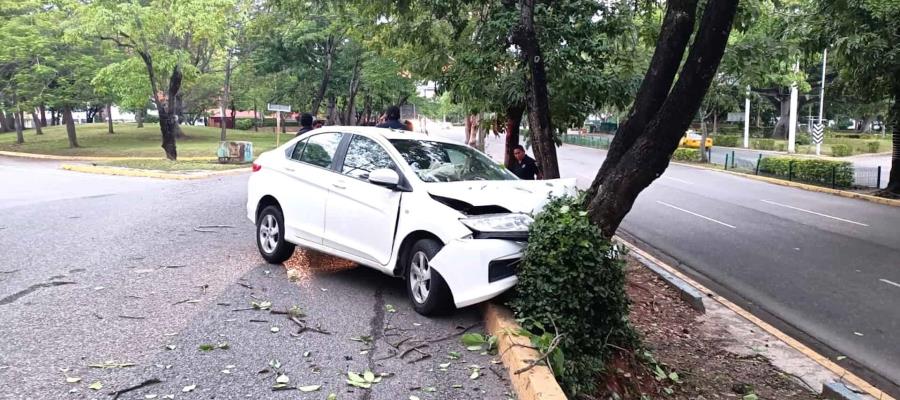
[405,238,454,316]
[256,205,295,264]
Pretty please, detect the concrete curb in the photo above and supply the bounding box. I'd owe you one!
[823,381,867,400]
[60,164,250,180]
[0,150,213,162]
[615,236,894,400]
[628,249,705,313]
[670,161,900,208]
[482,303,567,400]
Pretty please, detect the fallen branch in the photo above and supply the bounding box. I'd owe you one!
[118,315,146,320]
[0,269,20,274]
[159,265,186,269]
[407,354,431,364]
[489,365,506,380]
[237,282,253,289]
[514,333,563,375]
[109,378,161,399]
[196,225,235,229]
[399,344,429,359]
[427,323,480,344]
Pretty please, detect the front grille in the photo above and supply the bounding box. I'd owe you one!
[488,258,520,283]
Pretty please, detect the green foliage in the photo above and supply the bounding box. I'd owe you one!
[795,133,811,146]
[235,119,254,130]
[752,139,776,150]
[510,194,636,395]
[758,157,854,188]
[672,148,701,162]
[830,144,853,157]
[714,135,741,147]
[866,141,881,153]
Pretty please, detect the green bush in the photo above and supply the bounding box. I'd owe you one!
[776,143,786,152]
[714,135,740,147]
[144,115,159,123]
[671,148,700,162]
[758,157,854,188]
[752,138,776,150]
[795,133,811,146]
[510,195,636,395]
[235,119,254,130]
[866,141,880,153]
[831,144,853,157]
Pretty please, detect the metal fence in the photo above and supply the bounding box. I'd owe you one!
[709,150,885,189]
[561,134,611,149]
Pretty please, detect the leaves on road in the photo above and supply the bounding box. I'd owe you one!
[88,361,136,369]
[65,376,81,383]
[298,385,321,392]
[88,381,103,390]
[182,384,196,393]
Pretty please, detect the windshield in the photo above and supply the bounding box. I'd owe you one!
[389,139,518,182]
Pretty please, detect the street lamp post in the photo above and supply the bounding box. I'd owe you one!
[788,60,800,154]
[815,48,828,155]
[743,85,751,148]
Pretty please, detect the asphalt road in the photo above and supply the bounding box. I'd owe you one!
[437,128,900,396]
[0,157,512,399]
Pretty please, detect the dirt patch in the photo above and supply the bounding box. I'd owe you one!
[283,248,358,286]
[593,257,821,399]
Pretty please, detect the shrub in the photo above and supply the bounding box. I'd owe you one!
[714,135,740,147]
[752,139,776,150]
[795,133,811,146]
[510,194,636,395]
[143,115,159,123]
[235,119,254,130]
[671,148,700,162]
[866,141,880,153]
[831,144,853,157]
[776,143,786,152]
[758,157,854,188]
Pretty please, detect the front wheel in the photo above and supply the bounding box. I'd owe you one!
[256,205,295,264]
[406,239,454,315]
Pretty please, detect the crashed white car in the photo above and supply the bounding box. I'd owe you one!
[246,127,574,315]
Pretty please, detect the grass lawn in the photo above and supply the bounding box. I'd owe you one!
[96,159,249,171]
[0,123,281,158]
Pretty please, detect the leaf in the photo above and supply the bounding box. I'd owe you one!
[385,304,396,313]
[327,394,337,400]
[298,385,321,392]
[470,370,480,380]
[439,363,451,369]
[559,205,570,213]
[836,356,847,361]
[276,374,290,384]
[182,384,196,393]
[346,380,371,389]
[65,377,81,383]
[410,396,421,400]
[466,345,483,351]
[743,394,758,400]
[269,359,281,369]
[88,381,103,390]
[448,351,461,360]
[303,351,311,357]
[461,333,486,346]
[347,372,366,383]
[271,326,280,333]
[424,387,437,392]
[668,371,679,382]
[363,370,375,383]
[217,342,229,350]
[663,387,674,395]
[199,344,215,351]
[451,384,463,388]
[145,395,158,399]
[165,344,176,351]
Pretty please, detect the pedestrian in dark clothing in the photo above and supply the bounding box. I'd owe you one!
[296,113,314,136]
[376,106,409,131]
[510,144,541,180]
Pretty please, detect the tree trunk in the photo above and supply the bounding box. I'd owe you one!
[174,92,185,139]
[39,104,46,127]
[157,64,184,161]
[0,110,8,133]
[311,37,336,116]
[515,0,559,179]
[346,59,362,125]
[14,110,24,144]
[880,75,900,195]
[587,0,738,238]
[326,95,336,125]
[136,108,144,128]
[253,103,259,132]
[106,104,114,134]
[504,104,526,168]
[50,109,58,126]
[699,108,709,162]
[713,109,718,134]
[63,106,79,148]
[220,50,233,141]
[31,110,43,135]
[772,96,790,139]
[362,94,372,125]
[589,0,699,195]
[756,103,762,128]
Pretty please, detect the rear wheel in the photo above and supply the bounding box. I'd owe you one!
[256,205,295,263]
[406,238,454,315]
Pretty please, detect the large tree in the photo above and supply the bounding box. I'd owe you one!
[588,0,740,237]
[77,0,231,160]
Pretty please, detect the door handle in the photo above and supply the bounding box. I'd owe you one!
[332,183,347,189]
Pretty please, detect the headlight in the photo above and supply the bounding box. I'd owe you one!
[460,213,533,240]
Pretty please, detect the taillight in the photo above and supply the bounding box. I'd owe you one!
[251,162,262,172]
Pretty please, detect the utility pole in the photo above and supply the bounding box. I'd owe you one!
[816,48,828,155]
[743,85,750,148]
[788,60,799,154]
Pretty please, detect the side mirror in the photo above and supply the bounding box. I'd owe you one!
[368,168,400,188]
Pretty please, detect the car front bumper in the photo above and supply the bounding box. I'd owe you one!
[428,238,523,309]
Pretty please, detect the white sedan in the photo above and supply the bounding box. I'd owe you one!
[247,127,574,315]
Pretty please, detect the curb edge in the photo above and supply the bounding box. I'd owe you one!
[483,303,567,400]
[60,164,250,180]
[0,150,214,162]
[629,250,705,313]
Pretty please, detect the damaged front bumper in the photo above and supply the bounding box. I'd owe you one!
[428,238,524,309]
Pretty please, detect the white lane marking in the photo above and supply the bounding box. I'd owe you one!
[663,176,694,185]
[879,279,900,289]
[656,200,736,229]
[760,200,869,227]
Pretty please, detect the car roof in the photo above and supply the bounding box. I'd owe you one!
[312,126,461,145]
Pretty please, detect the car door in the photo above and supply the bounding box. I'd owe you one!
[323,134,402,266]
[281,132,344,244]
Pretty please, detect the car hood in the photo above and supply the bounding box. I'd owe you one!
[426,178,577,215]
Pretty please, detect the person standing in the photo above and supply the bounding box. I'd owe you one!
[296,113,314,136]
[510,144,542,180]
[376,106,409,131]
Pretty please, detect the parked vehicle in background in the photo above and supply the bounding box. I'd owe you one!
[247,127,575,315]
[680,130,714,149]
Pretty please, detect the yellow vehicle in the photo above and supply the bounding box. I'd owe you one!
[679,130,713,149]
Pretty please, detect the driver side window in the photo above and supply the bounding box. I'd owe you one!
[342,135,396,180]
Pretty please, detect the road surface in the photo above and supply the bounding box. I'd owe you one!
[0,157,511,399]
[434,127,900,397]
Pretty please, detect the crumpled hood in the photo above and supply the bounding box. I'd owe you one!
[426,178,577,215]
